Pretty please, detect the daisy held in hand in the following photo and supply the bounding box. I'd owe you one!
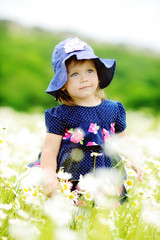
[28,37,143,203]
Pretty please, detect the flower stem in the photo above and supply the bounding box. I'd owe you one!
[93,156,96,175]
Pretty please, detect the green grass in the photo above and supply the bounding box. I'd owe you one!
[0,20,160,114]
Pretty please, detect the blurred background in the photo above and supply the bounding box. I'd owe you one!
[0,0,160,114]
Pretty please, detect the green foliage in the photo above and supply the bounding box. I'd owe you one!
[0,20,160,113]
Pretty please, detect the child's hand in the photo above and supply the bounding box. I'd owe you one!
[131,164,144,182]
[43,170,60,197]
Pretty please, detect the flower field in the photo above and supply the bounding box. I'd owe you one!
[0,107,160,240]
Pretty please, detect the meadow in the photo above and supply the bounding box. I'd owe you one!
[0,107,160,240]
[0,20,160,114]
[0,19,160,240]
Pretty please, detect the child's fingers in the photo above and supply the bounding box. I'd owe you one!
[43,180,60,197]
[137,168,144,182]
[132,164,144,182]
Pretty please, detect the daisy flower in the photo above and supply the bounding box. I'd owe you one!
[124,179,134,189]
[57,168,72,180]
[83,191,93,201]
[59,180,72,194]
[68,190,79,203]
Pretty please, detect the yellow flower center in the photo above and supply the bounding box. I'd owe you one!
[64,184,68,190]
[156,164,160,169]
[127,180,133,186]
[132,202,137,207]
[22,196,27,200]
[69,193,75,200]
[0,140,3,144]
[24,188,29,192]
[77,215,82,221]
[85,192,91,199]
[33,190,38,196]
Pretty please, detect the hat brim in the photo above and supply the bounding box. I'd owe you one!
[94,58,116,89]
[46,51,116,98]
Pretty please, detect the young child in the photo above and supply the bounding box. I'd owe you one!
[28,37,143,201]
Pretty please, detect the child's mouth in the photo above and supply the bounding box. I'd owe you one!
[80,86,91,90]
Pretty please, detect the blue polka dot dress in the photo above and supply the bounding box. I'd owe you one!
[28,99,128,202]
[29,99,127,178]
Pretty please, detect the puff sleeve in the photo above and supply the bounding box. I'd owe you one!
[115,101,127,133]
[45,107,66,135]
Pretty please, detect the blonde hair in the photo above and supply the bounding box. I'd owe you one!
[56,56,106,106]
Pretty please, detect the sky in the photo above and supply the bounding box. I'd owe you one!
[0,0,160,53]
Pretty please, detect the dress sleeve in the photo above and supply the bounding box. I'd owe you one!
[115,101,127,133]
[45,107,66,135]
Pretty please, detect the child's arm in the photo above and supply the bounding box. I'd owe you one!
[116,131,144,182]
[41,133,62,197]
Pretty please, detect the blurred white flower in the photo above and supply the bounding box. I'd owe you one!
[143,164,152,174]
[104,134,144,167]
[99,216,116,230]
[0,148,12,163]
[79,169,120,208]
[0,203,12,211]
[44,194,74,226]
[142,205,160,228]
[0,209,7,219]
[126,168,137,177]
[9,218,40,240]
[57,168,72,180]
[16,209,30,220]
[83,191,93,201]
[0,165,18,178]
[144,137,160,158]
[20,167,43,188]
[149,178,158,190]
[55,227,80,240]
[153,160,160,170]
[78,174,98,197]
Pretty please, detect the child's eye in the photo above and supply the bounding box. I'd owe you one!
[87,69,93,73]
[71,72,78,77]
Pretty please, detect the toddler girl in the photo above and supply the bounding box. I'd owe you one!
[29,37,143,201]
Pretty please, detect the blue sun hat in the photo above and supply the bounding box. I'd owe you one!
[46,37,116,98]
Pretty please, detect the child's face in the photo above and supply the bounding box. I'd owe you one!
[64,59,99,104]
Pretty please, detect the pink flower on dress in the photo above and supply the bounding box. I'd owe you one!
[63,129,72,139]
[70,129,84,144]
[111,123,115,134]
[102,128,110,142]
[88,123,99,134]
[86,142,98,146]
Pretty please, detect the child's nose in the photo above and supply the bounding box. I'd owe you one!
[80,73,88,83]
